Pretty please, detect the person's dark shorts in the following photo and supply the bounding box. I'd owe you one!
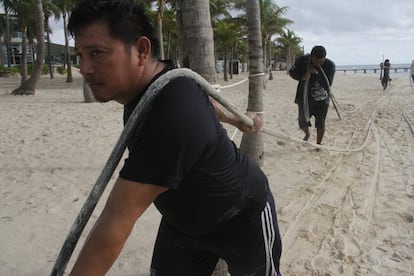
[381,74,389,86]
[150,192,282,276]
[298,100,329,128]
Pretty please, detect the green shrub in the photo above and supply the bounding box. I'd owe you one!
[42,64,49,74]
[26,64,49,75]
[0,66,19,77]
[56,66,67,75]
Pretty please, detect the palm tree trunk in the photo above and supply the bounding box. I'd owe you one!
[230,46,234,80]
[156,0,165,60]
[63,12,73,83]
[240,0,265,166]
[263,37,267,73]
[4,3,12,67]
[166,31,171,59]
[223,50,228,82]
[12,0,45,95]
[20,26,28,84]
[45,14,54,79]
[268,37,273,80]
[288,47,292,69]
[30,38,36,64]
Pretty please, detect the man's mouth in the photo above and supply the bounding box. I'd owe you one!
[86,81,103,89]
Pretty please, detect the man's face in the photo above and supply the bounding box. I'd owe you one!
[310,56,326,69]
[75,21,141,104]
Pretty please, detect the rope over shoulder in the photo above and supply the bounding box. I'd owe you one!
[154,69,254,128]
[49,68,254,276]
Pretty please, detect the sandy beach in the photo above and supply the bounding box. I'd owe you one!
[1,69,413,275]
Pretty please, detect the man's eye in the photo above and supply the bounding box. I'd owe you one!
[92,50,101,56]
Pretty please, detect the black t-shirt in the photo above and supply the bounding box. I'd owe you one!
[289,54,335,104]
[119,62,269,236]
[383,61,391,77]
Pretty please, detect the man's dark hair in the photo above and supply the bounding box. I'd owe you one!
[310,45,327,58]
[68,0,160,58]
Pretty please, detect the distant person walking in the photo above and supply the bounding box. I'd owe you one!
[289,45,336,145]
[381,59,391,89]
[411,60,414,83]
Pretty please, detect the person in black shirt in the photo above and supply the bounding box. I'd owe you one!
[381,59,391,89]
[67,1,282,275]
[289,45,336,144]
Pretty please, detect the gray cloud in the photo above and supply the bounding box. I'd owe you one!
[276,0,414,65]
[47,1,413,66]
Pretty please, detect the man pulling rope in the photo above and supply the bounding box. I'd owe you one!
[51,1,282,275]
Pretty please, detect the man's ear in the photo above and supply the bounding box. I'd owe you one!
[134,37,152,65]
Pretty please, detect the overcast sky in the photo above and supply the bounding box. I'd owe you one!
[275,0,414,65]
[49,0,414,66]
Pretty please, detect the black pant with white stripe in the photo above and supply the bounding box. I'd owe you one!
[151,192,282,276]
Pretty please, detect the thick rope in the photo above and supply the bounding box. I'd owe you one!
[51,67,376,275]
[262,110,376,152]
[403,111,414,135]
[219,70,377,153]
[303,78,310,123]
[50,68,255,276]
[320,67,341,120]
[211,72,264,91]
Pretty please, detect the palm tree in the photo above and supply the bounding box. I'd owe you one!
[239,0,265,166]
[210,0,245,80]
[210,0,232,20]
[234,35,248,73]
[11,0,44,95]
[233,0,292,79]
[155,0,166,59]
[214,18,244,81]
[53,0,77,83]
[276,29,302,69]
[259,0,291,80]
[43,0,60,79]
[162,5,178,61]
[6,0,41,85]
[6,0,33,83]
[44,11,54,79]
[1,0,12,67]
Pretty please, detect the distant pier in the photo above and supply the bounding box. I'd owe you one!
[338,67,410,74]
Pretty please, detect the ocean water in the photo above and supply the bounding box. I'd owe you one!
[336,63,412,78]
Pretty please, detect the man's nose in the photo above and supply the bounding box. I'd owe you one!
[79,58,94,76]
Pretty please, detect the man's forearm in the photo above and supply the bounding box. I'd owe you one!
[209,97,262,132]
[70,179,165,275]
[70,209,134,275]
